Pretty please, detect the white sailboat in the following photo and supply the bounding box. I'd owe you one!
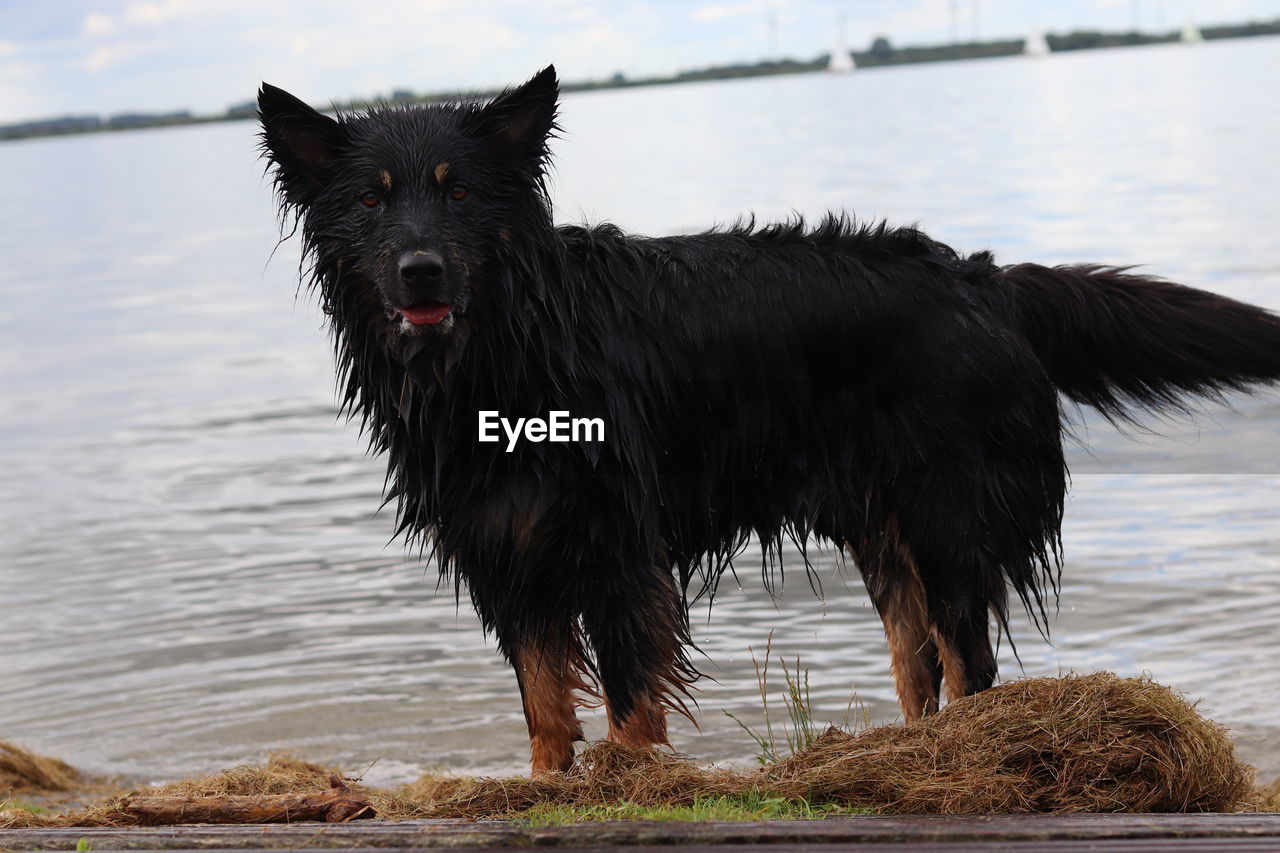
[828,16,856,73]
[1181,20,1203,44]
[1023,29,1050,56]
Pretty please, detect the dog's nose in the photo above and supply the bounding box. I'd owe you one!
[398,251,444,286]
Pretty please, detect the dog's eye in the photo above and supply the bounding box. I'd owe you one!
[449,185,468,201]
[359,191,381,207]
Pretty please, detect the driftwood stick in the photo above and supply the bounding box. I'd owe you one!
[116,774,375,825]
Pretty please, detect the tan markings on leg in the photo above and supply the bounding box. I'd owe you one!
[878,540,940,722]
[849,503,943,722]
[515,638,585,774]
[881,586,937,720]
[434,162,450,184]
[933,628,969,703]
[606,693,669,748]
[377,169,392,191]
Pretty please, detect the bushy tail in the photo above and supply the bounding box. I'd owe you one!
[1002,263,1280,421]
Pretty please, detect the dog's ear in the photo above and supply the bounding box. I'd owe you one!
[258,83,348,198]
[470,65,559,176]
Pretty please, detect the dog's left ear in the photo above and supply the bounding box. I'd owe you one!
[471,65,559,176]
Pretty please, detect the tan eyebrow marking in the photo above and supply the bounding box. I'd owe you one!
[377,169,392,191]
[434,162,450,184]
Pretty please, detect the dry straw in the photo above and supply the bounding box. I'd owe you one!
[0,673,1258,827]
[0,741,82,794]
[762,673,1254,813]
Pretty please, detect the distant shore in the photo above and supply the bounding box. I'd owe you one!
[3,18,1277,143]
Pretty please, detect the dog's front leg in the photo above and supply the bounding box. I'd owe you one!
[605,687,670,748]
[510,627,588,773]
[583,564,694,751]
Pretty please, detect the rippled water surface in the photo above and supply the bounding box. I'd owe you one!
[2,38,1279,785]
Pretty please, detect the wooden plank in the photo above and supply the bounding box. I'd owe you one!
[26,843,1280,853]
[3,813,1280,850]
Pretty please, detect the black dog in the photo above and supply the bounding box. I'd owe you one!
[259,66,1280,772]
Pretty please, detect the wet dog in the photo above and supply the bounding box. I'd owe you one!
[259,66,1280,772]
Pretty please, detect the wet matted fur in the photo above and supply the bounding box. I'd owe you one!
[258,66,1280,772]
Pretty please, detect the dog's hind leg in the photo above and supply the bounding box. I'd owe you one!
[582,565,694,750]
[892,473,1026,706]
[897,433,1058,705]
[851,533,943,721]
[511,626,592,773]
[926,584,998,702]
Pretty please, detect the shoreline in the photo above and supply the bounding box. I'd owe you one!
[3,20,1277,143]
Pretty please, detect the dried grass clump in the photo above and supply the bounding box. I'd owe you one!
[414,673,1252,818]
[765,673,1253,813]
[379,771,481,819]
[411,741,750,819]
[1252,778,1280,812]
[1,673,1257,827]
[0,741,81,794]
[0,753,357,829]
[1,741,129,829]
[144,753,341,798]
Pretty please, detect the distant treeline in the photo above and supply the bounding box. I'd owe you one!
[3,18,1278,142]
[0,110,199,140]
[584,18,1280,87]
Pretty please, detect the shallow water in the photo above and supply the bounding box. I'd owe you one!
[1,37,1278,786]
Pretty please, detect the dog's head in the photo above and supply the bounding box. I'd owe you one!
[259,66,558,359]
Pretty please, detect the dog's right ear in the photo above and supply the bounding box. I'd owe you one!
[258,83,348,199]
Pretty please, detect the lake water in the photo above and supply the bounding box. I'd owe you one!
[2,37,1279,787]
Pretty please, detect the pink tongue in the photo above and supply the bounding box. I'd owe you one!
[399,304,451,325]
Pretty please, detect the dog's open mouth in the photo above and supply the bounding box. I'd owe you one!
[388,302,452,326]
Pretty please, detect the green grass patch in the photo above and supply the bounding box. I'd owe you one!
[0,798,52,814]
[521,791,854,825]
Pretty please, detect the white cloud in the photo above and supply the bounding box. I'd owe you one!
[122,0,193,26]
[86,44,121,72]
[83,12,117,36]
[83,0,194,38]
[693,1,769,23]
[85,40,152,73]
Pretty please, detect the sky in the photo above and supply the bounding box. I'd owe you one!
[1,0,1278,123]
